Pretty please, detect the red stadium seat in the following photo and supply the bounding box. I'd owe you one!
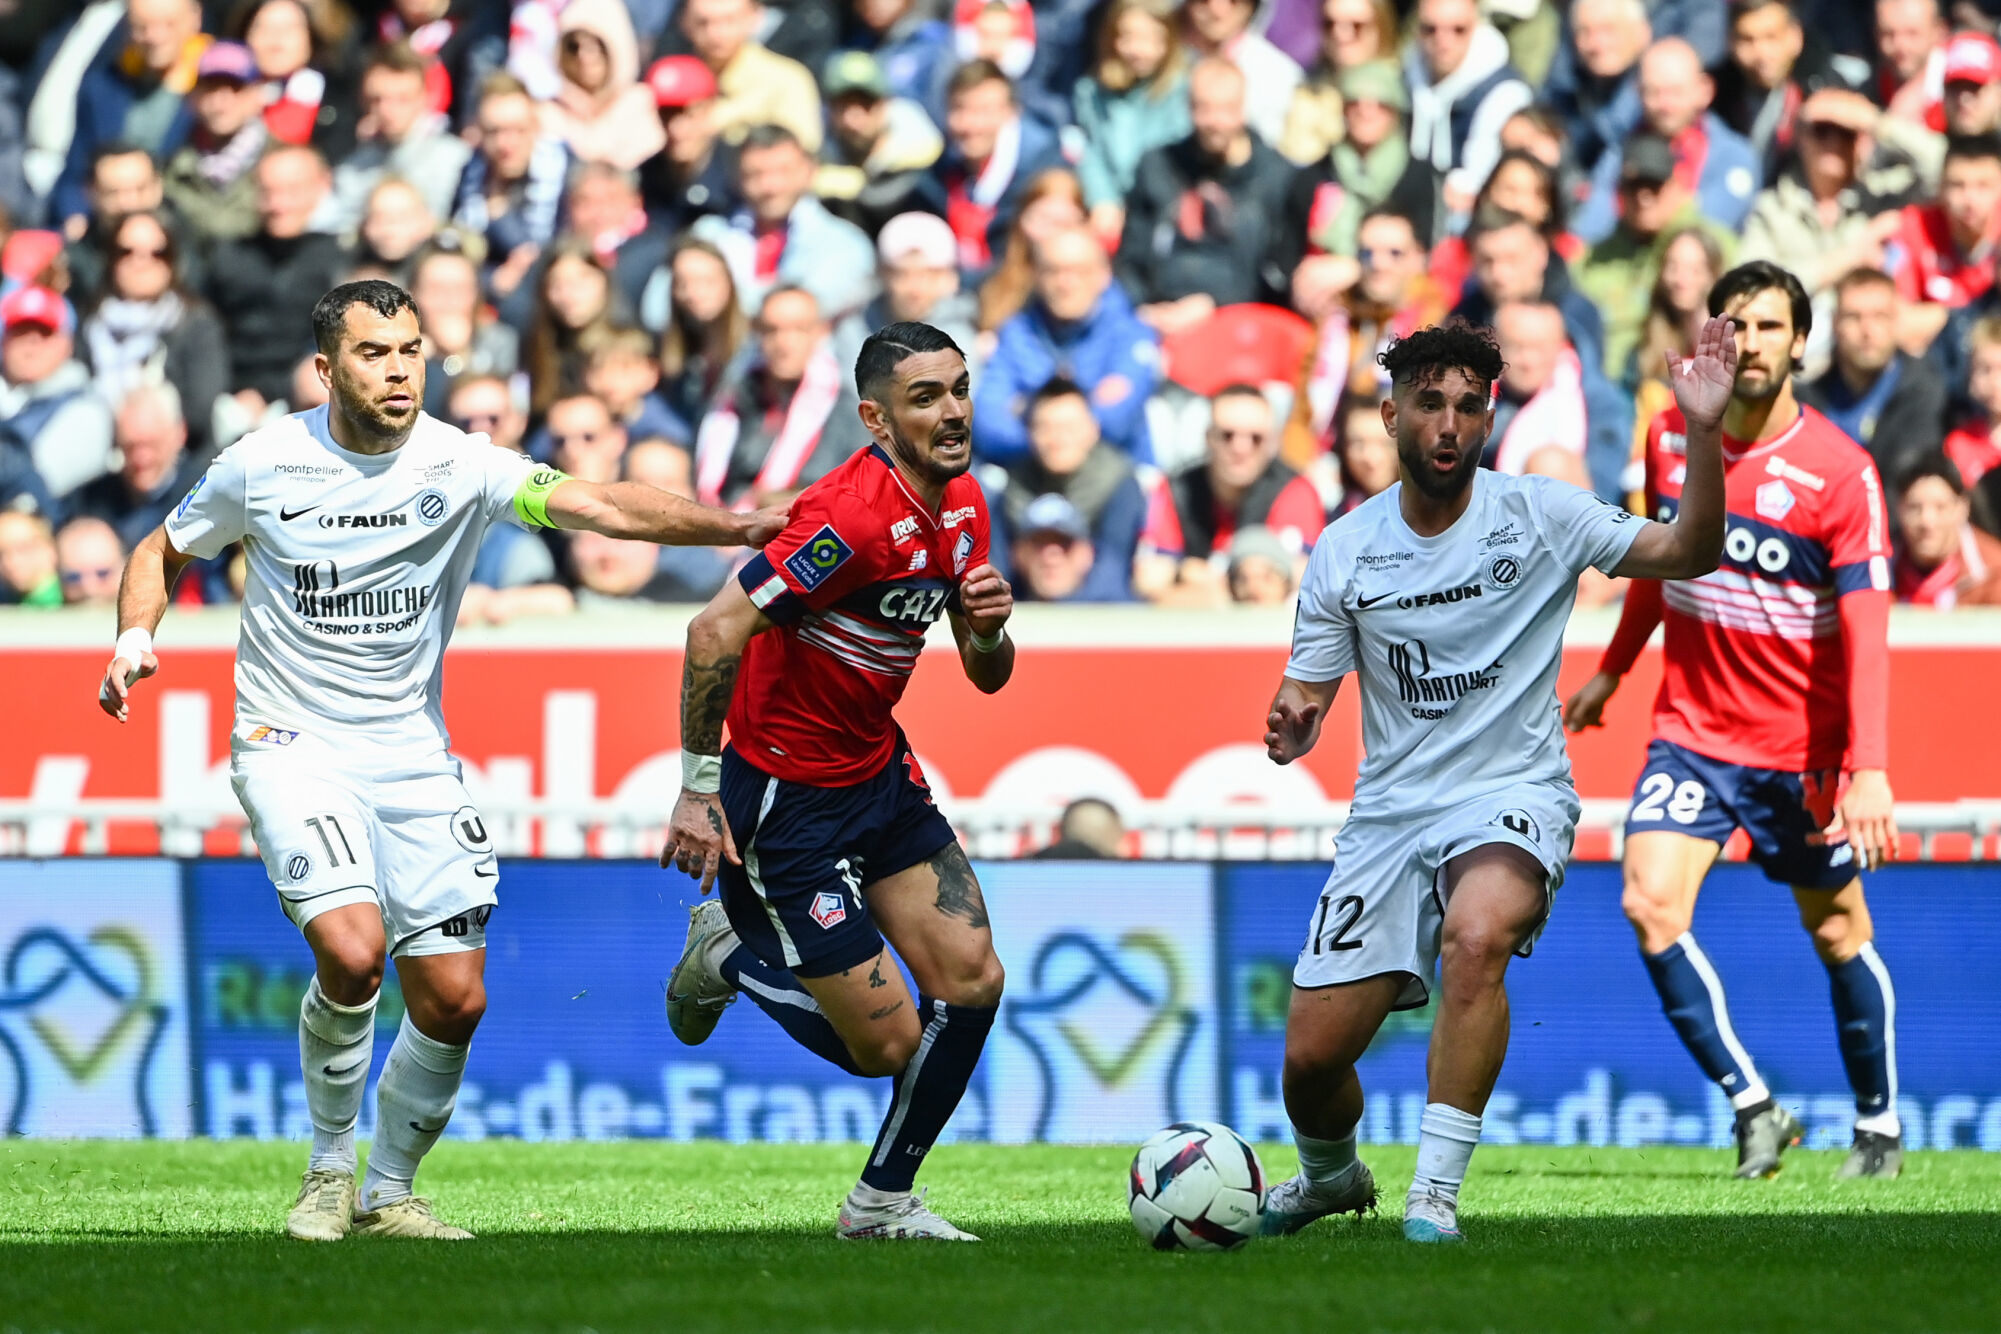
[1159,304,1315,397]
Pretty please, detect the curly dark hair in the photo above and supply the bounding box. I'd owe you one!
[1377,322,1506,391]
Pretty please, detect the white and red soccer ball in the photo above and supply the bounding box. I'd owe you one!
[1127,1121,1266,1251]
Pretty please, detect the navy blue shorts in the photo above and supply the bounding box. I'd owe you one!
[1623,739,1858,890]
[717,733,956,977]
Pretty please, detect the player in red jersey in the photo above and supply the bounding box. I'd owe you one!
[1566,262,1907,1182]
[659,321,1014,1241]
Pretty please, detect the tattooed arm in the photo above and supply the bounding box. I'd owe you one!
[660,579,774,892]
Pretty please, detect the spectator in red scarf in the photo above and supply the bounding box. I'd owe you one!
[921,60,1066,281]
[227,0,361,162]
[1886,133,2001,352]
[1890,453,2001,607]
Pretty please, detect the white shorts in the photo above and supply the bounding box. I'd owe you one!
[1293,782,1579,1009]
[230,730,498,957]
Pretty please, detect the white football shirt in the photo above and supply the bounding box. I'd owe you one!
[165,406,543,752]
[1287,470,1644,821]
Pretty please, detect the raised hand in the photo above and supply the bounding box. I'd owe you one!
[1665,314,1738,433]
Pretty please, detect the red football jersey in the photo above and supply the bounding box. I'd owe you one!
[1889,202,1998,308]
[729,445,991,785]
[1607,406,1893,773]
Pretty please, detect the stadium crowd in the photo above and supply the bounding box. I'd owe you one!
[3,0,2001,615]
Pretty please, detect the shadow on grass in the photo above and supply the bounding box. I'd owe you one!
[5,1214,1999,1334]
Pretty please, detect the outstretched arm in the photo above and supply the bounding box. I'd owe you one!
[539,476,788,547]
[659,579,773,892]
[1612,314,1734,581]
[1266,676,1341,764]
[97,527,198,722]
[947,562,1015,694]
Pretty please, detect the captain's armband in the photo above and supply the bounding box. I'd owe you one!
[512,466,573,529]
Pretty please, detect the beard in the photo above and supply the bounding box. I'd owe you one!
[885,417,972,485]
[1731,364,1790,403]
[1397,430,1483,501]
[330,361,420,440]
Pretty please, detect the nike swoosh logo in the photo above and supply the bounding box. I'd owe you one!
[473,864,498,878]
[1357,591,1397,609]
[279,504,321,521]
[324,1059,367,1076]
[410,1119,449,1135]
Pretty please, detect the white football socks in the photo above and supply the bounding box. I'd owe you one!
[1410,1102,1483,1208]
[1293,1128,1361,1190]
[299,977,376,1175]
[362,1013,469,1210]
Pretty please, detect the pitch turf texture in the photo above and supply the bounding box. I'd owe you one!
[5,1142,2000,1333]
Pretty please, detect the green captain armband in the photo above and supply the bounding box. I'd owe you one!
[512,466,572,529]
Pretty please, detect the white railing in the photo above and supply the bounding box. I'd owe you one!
[3,798,1998,862]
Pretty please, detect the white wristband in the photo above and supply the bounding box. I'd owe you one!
[114,627,153,669]
[681,750,722,794]
[969,626,1004,654]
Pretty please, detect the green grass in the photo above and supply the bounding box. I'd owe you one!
[4,1141,2001,1333]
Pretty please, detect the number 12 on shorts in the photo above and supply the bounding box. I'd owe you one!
[1312,894,1364,954]
[305,814,357,867]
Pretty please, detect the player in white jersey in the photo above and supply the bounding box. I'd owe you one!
[95,281,781,1242]
[1258,317,1736,1243]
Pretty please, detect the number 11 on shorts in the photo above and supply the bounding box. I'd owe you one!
[305,814,356,867]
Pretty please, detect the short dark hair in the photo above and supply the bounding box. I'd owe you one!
[740,123,805,156]
[1358,207,1419,241]
[1944,132,2001,168]
[1377,322,1506,391]
[1469,206,1540,247]
[90,140,154,179]
[311,279,419,354]
[365,40,429,79]
[1028,376,1089,415]
[1895,451,1966,498]
[855,321,966,401]
[1729,0,1795,24]
[947,58,1012,103]
[1835,266,1897,301]
[1707,260,1813,345]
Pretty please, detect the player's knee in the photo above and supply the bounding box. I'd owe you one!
[315,941,385,1004]
[850,1022,922,1077]
[1440,920,1518,989]
[1805,909,1867,962]
[408,982,487,1044]
[942,953,1005,1009]
[1620,879,1689,952]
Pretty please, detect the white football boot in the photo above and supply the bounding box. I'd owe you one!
[837,1188,979,1241]
[352,1196,474,1240]
[666,899,739,1045]
[285,1168,355,1242]
[1260,1162,1378,1236]
[1402,1186,1465,1243]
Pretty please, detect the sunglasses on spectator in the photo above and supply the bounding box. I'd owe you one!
[62,568,118,584]
[553,430,604,447]
[458,411,505,429]
[1420,21,1470,37]
[1359,246,1410,264]
[116,244,169,260]
[1212,429,1268,444]
[1326,16,1375,33]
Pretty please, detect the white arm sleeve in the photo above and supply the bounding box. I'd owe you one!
[479,442,541,527]
[1530,474,1645,576]
[1284,538,1358,682]
[161,448,248,559]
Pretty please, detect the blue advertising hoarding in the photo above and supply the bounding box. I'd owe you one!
[3,858,1998,1148]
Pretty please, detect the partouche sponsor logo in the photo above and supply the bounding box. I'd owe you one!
[1388,638,1502,719]
[291,560,435,629]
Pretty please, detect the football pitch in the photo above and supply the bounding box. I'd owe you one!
[5,1141,2000,1333]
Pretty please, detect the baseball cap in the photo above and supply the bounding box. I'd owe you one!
[1226,524,1293,576]
[645,55,717,108]
[877,211,958,268]
[1619,132,1678,185]
[1336,60,1408,113]
[1945,32,2001,87]
[824,50,890,100]
[1018,493,1089,542]
[196,40,259,84]
[0,285,72,335]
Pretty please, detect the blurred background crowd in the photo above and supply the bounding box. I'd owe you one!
[3,0,2001,617]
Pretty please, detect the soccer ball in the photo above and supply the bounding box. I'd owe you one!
[1127,1121,1266,1251]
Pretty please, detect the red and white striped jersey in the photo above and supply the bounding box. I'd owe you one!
[1617,405,1892,773]
[729,445,990,785]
